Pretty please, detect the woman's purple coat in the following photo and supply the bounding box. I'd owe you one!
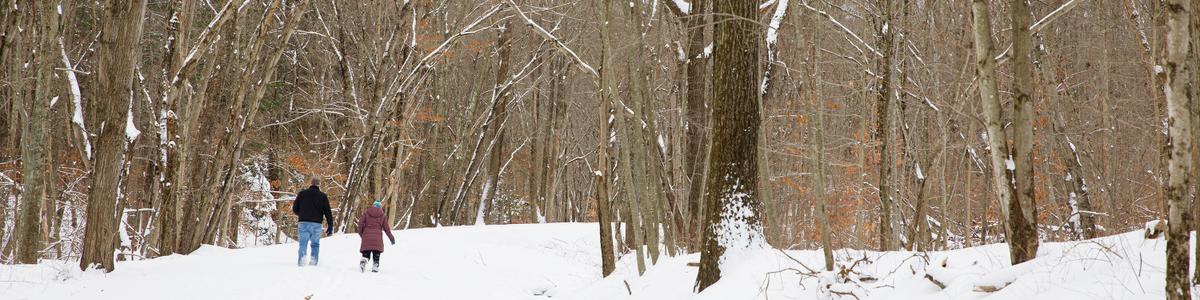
[356,206,395,252]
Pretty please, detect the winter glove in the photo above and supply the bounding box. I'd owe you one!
[391,241,396,246]
[326,227,333,236]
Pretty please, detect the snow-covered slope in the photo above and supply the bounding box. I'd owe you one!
[0,223,1177,300]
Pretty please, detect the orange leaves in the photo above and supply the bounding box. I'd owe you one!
[782,176,810,198]
[823,99,841,110]
[844,165,859,176]
[414,107,446,123]
[286,155,313,175]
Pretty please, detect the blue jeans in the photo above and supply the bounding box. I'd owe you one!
[297,221,322,265]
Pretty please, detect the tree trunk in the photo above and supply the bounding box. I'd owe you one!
[1008,0,1041,265]
[683,0,710,249]
[177,23,225,253]
[874,0,899,251]
[476,20,514,226]
[1190,0,1200,285]
[203,0,310,243]
[809,29,834,270]
[1163,0,1194,298]
[616,64,647,275]
[155,0,196,257]
[80,0,147,272]
[971,0,1022,265]
[695,0,762,291]
[595,0,617,277]
[0,0,19,152]
[14,0,56,264]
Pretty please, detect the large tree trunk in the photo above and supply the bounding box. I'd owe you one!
[14,0,57,264]
[1008,0,1040,265]
[695,0,762,291]
[1163,0,1194,299]
[80,0,147,272]
[874,0,900,251]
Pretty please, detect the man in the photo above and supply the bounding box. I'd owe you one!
[292,177,333,266]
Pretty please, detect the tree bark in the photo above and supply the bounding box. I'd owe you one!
[696,0,762,291]
[80,0,147,272]
[1163,0,1194,299]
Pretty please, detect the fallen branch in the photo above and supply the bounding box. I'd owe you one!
[923,257,950,289]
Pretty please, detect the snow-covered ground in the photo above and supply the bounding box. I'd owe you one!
[0,223,1177,300]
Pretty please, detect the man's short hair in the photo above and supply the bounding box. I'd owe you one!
[310,177,320,187]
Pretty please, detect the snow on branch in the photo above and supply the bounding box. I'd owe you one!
[505,0,598,78]
[995,0,1088,62]
[801,2,882,58]
[59,37,91,161]
[760,0,789,96]
[174,0,247,85]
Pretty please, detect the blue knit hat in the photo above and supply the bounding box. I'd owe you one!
[373,200,382,208]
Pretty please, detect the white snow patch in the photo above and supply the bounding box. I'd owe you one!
[125,104,141,141]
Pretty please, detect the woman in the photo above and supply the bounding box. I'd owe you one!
[357,200,395,273]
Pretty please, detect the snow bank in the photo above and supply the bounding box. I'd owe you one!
[562,230,1174,300]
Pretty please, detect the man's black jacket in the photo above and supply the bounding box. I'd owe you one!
[293,186,333,231]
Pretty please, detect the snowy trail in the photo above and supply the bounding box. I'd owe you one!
[1,224,603,300]
[1,223,1177,300]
